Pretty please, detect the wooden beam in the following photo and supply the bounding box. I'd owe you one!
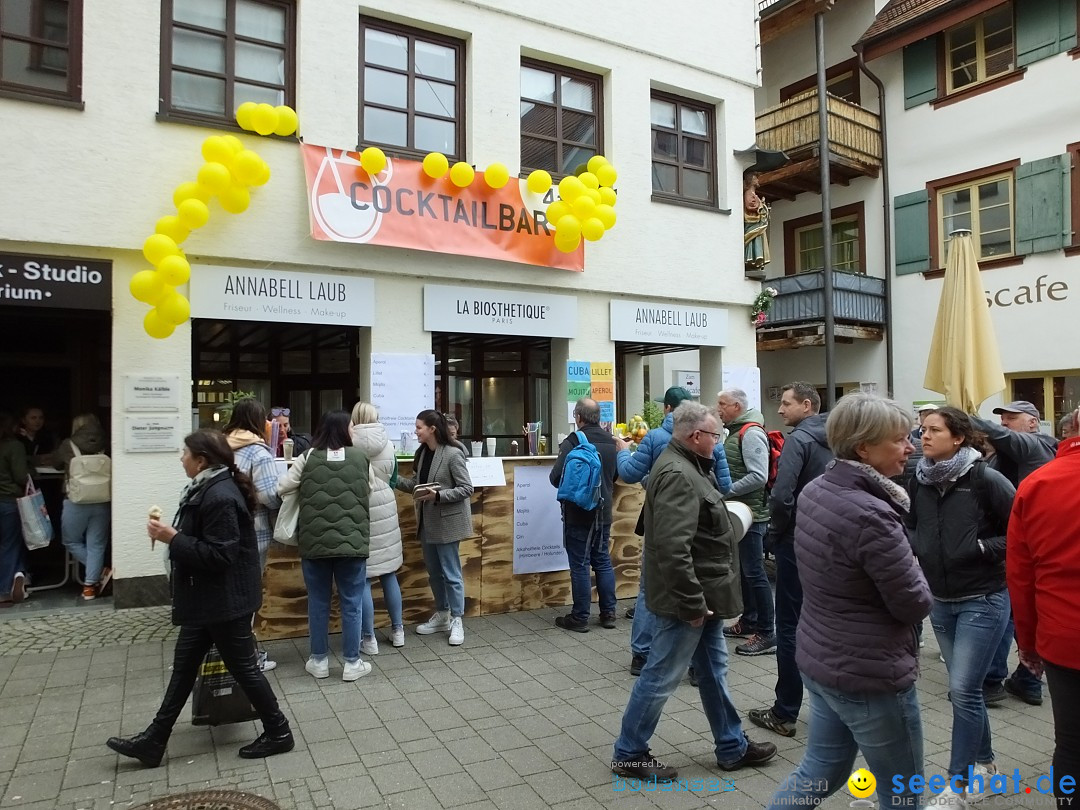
[757,157,820,186]
[760,0,836,44]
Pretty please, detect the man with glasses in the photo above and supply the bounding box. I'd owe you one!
[611,402,776,782]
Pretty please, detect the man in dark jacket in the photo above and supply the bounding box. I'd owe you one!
[611,402,776,782]
[550,398,619,632]
[974,400,1058,706]
[749,382,832,738]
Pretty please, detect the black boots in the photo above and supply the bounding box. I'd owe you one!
[106,730,167,768]
[238,728,295,759]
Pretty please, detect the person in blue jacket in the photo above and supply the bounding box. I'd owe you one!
[615,387,732,678]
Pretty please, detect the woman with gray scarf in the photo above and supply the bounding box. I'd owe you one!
[906,406,1016,805]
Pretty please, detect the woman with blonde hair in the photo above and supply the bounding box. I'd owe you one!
[55,413,110,600]
[350,401,404,652]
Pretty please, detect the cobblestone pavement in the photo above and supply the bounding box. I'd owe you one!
[0,603,1058,810]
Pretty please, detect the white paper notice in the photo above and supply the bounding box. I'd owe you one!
[513,465,568,574]
[722,366,761,412]
[370,353,435,443]
[125,416,182,453]
[466,457,506,487]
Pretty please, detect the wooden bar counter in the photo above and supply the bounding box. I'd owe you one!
[255,456,645,641]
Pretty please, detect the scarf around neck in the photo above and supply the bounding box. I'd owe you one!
[837,458,911,513]
[915,445,981,487]
[173,465,228,526]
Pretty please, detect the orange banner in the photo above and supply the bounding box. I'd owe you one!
[301,145,583,271]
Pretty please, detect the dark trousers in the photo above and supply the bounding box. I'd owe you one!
[151,615,287,738]
[985,614,1043,695]
[771,538,803,722]
[1044,660,1080,808]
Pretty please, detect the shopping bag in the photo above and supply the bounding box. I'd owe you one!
[17,476,53,551]
[191,646,259,727]
[273,490,299,545]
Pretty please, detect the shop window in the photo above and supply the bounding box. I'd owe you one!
[0,0,82,104]
[934,170,1014,262]
[650,91,716,207]
[360,17,465,160]
[779,58,861,105]
[520,59,603,177]
[783,203,865,276]
[160,0,294,126]
[945,5,1015,93]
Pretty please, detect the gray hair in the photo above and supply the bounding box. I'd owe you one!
[672,401,714,439]
[826,392,912,461]
[718,388,748,411]
[574,398,600,425]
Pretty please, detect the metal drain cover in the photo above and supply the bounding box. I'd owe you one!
[131,790,280,810]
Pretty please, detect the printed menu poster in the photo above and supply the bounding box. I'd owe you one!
[566,360,616,424]
[370,353,435,447]
[512,465,568,574]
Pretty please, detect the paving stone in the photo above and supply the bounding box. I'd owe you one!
[367,759,424,795]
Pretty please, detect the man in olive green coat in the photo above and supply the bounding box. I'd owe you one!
[611,402,776,783]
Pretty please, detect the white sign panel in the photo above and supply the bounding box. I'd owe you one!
[676,370,701,397]
[610,299,729,346]
[370,353,435,442]
[513,465,569,574]
[466,457,507,487]
[124,375,181,411]
[125,416,183,453]
[722,366,761,412]
[190,264,375,327]
[424,284,577,337]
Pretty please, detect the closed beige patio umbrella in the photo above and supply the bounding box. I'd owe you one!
[923,230,1005,413]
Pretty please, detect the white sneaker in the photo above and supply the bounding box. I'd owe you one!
[448,616,464,646]
[342,659,373,682]
[257,650,278,672]
[361,636,379,656]
[931,787,966,807]
[967,763,998,804]
[416,611,451,635]
[305,656,329,679]
[391,626,405,648]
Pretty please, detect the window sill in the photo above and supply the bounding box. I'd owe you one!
[930,68,1026,109]
[0,87,83,110]
[157,111,298,142]
[650,194,729,214]
[1069,46,1080,60]
[1064,244,1080,257]
[922,254,1024,278]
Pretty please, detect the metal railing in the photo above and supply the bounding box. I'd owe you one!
[763,270,886,327]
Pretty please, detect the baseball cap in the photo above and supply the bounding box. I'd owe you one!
[663,386,694,410]
[992,400,1041,419]
[915,403,939,413]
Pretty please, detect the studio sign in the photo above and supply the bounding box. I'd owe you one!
[0,251,112,311]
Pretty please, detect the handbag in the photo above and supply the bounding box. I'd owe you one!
[17,476,53,551]
[68,445,111,504]
[191,645,259,726]
[273,490,299,545]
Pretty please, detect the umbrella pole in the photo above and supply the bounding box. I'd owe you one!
[815,11,837,409]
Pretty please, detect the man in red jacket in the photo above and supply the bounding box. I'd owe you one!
[1007,408,1080,806]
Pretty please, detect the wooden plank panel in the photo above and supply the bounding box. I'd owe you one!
[479,458,520,615]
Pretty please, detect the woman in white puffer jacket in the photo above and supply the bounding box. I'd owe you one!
[350,402,405,652]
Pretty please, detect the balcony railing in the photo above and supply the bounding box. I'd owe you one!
[756,90,882,170]
[762,270,885,328]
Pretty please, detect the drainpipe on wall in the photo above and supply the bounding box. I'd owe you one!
[855,45,894,399]
[815,12,836,409]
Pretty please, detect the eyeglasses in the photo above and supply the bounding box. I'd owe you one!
[697,429,723,442]
[270,408,290,417]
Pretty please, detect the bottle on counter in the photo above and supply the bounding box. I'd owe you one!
[510,440,519,456]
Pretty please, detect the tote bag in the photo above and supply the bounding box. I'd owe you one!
[273,490,299,545]
[17,476,53,550]
[191,646,259,726]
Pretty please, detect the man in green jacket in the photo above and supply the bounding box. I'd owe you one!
[611,402,776,783]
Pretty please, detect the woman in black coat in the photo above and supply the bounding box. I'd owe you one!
[106,430,292,767]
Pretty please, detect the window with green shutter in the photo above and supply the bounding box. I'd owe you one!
[1015,154,1070,254]
[1016,0,1078,66]
[902,38,938,108]
[894,191,931,275]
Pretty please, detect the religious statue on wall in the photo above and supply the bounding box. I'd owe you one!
[744,171,771,279]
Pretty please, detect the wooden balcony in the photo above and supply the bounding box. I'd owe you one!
[757,270,886,351]
[755,91,882,201]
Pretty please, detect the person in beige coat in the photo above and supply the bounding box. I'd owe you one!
[350,402,404,653]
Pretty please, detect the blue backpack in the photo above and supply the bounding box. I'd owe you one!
[556,430,603,511]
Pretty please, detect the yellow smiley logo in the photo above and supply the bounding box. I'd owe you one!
[847,768,876,798]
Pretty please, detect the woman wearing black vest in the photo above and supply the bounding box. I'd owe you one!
[107,430,292,767]
[278,410,372,682]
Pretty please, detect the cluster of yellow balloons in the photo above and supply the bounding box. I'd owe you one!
[417,151,510,189]
[525,156,618,253]
[235,102,299,137]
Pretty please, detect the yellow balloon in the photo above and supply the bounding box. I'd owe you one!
[197,161,232,194]
[596,163,617,187]
[545,200,570,226]
[571,195,596,219]
[154,215,190,245]
[554,230,581,253]
[449,162,475,187]
[527,170,552,195]
[558,175,585,202]
[586,188,601,205]
[252,103,279,136]
[251,161,271,187]
[219,184,251,214]
[129,270,166,305]
[555,214,582,239]
[360,146,387,175]
[273,105,299,136]
[177,198,210,230]
[221,134,244,155]
[235,101,258,131]
[158,292,192,326]
[422,152,449,179]
[143,234,179,266]
[595,203,617,230]
[173,181,210,209]
[598,186,617,207]
[581,217,605,242]
[230,150,264,185]
[484,163,510,189]
[144,308,176,340]
[157,254,191,286]
[587,155,609,174]
[579,172,600,190]
[201,135,233,165]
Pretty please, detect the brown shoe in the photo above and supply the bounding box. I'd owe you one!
[82,584,98,601]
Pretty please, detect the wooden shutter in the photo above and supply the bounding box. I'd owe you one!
[1015,155,1070,255]
[894,190,931,275]
[903,38,938,109]
[1016,0,1078,66]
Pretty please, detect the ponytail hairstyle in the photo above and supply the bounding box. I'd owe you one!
[223,397,268,439]
[182,429,258,513]
[413,409,455,465]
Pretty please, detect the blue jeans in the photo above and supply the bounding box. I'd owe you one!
[614,615,747,766]
[931,590,1010,777]
[61,500,110,585]
[767,675,924,809]
[564,521,616,622]
[738,521,774,633]
[301,557,367,662]
[0,500,26,599]
[362,572,403,637]
[630,568,655,657]
[772,538,803,721]
[985,615,1043,695]
[421,541,465,618]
